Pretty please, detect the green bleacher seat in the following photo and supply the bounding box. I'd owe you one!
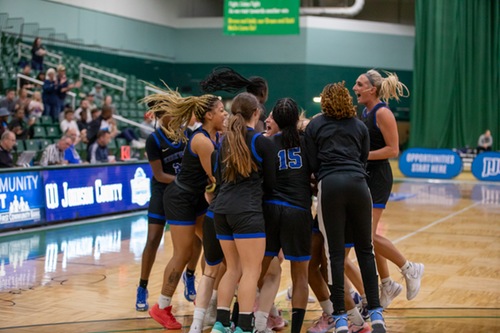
[46,126,61,139]
[40,139,52,149]
[40,116,53,126]
[25,139,40,151]
[115,138,127,148]
[32,126,47,138]
[15,140,26,152]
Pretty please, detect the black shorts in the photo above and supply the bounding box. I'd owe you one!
[203,210,224,266]
[263,201,312,261]
[366,161,393,208]
[214,211,265,240]
[163,182,208,226]
[148,182,168,225]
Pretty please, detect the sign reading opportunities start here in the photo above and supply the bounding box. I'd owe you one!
[399,148,462,179]
[224,0,300,35]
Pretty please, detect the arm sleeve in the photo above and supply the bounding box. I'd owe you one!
[255,135,277,194]
[304,122,319,173]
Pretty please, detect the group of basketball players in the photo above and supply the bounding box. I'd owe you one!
[134,67,424,333]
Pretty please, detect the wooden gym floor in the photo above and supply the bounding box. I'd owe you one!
[0,177,499,332]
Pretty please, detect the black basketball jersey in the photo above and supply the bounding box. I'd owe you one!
[361,102,388,155]
[265,134,311,210]
[146,128,186,185]
[176,127,219,194]
[214,128,276,214]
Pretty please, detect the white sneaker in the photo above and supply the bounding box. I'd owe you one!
[379,280,402,308]
[203,298,217,329]
[403,262,424,300]
[286,285,316,303]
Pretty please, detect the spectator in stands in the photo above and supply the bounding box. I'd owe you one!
[64,128,82,164]
[0,131,16,168]
[87,105,117,145]
[31,37,47,72]
[91,107,101,121]
[60,107,80,137]
[75,99,92,123]
[87,93,97,110]
[0,107,10,136]
[56,64,81,115]
[15,88,31,115]
[36,71,46,82]
[28,91,44,118]
[103,95,117,114]
[87,129,112,164]
[90,83,105,107]
[77,109,89,143]
[39,134,73,166]
[8,108,35,140]
[42,68,60,121]
[19,64,35,90]
[0,89,17,114]
[477,129,493,153]
[139,112,155,139]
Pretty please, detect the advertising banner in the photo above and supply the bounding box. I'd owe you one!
[399,148,462,179]
[471,152,500,182]
[43,164,152,222]
[224,0,300,35]
[0,171,44,230]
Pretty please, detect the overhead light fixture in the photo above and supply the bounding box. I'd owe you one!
[313,97,321,103]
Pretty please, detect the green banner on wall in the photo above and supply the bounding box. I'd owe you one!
[224,0,300,35]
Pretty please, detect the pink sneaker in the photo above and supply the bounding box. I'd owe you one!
[306,312,335,333]
[348,322,371,333]
[149,304,182,329]
[267,310,287,331]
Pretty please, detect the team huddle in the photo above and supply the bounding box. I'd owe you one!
[134,67,424,333]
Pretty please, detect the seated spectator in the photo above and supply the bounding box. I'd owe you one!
[87,93,97,110]
[0,89,17,114]
[39,135,73,166]
[42,68,60,121]
[87,130,112,163]
[64,128,83,164]
[8,108,35,140]
[31,37,47,72]
[36,71,46,82]
[60,107,80,137]
[28,91,44,118]
[19,64,35,90]
[90,83,105,107]
[87,105,143,148]
[91,107,101,121]
[15,88,31,115]
[0,107,10,137]
[75,99,92,123]
[477,129,493,153]
[139,112,155,139]
[0,131,16,168]
[102,95,117,114]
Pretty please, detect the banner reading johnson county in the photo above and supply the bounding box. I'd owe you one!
[224,0,300,35]
[471,152,500,182]
[0,171,44,230]
[399,148,462,179]
[42,164,151,222]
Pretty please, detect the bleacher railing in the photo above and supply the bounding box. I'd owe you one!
[18,43,62,68]
[79,63,127,97]
[144,85,163,97]
[17,73,76,110]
